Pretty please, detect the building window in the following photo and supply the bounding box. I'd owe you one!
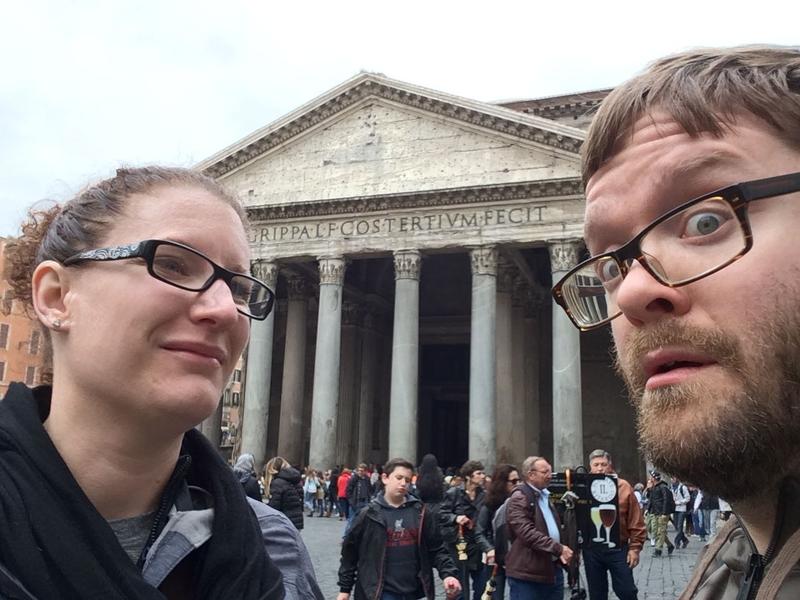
[232,392,240,406]
[1,290,12,314]
[0,362,5,382]
[29,330,41,355]
[233,369,242,382]
[223,389,231,406]
[25,366,36,386]
[0,324,8,349]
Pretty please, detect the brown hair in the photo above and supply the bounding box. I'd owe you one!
[383,458,414,476]
[460,459,485,479]
[582,45,800,185]
[3,165,247,379]
[484,463,519,511]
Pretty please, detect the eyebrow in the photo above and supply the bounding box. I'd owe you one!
[584,149,741,254]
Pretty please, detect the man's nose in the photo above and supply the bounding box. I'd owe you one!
[614,259,691,327]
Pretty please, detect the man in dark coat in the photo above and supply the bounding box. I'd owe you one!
[505,456,573,600]
[345,463,374,532]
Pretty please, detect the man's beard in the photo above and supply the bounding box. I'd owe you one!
[614,312,800,502]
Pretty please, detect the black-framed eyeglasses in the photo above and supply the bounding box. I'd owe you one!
[63,239,275,320]
[552,172,800,331]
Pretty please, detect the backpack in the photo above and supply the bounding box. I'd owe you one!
[491,498,512,563]
[663,485,676,514]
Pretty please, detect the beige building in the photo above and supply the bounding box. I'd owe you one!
[198,74,642,482]
[0,238,45,395]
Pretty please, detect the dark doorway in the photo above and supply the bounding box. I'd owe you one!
[418,344,469,470]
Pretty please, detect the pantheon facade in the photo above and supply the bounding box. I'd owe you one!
[198,74,642,482]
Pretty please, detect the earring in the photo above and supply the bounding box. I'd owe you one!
[52,318,62,330]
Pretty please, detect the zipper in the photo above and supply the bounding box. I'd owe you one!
[737,480,788,600]
[136,454,192,568]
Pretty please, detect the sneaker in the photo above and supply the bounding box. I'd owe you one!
[650,539,656,547]
[667,545,675,556]
[653,549,663,558]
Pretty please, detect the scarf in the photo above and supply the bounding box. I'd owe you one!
[0,383,284,600]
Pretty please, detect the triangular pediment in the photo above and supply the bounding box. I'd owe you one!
[197,73,585,208]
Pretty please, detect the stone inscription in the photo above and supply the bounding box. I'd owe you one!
[250,205,547,244]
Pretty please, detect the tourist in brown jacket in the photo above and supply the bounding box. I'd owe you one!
[505,456,573,599]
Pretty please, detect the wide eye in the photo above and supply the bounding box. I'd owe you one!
[683,212,723,238]
[594,258,621,283]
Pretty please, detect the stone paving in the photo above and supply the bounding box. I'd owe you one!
[299,513,707,599]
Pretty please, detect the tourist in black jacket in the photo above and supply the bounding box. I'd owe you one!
[337,458,460,600]
[265,456,305,530]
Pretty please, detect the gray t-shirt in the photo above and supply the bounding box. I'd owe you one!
[108,512,156,563]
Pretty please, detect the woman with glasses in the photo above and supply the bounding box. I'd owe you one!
[474,464,520,600]
[0,166,321,599]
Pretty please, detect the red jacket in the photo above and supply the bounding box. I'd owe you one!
[337,472,351,499]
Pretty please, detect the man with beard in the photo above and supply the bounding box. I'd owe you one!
[551,45,800,598]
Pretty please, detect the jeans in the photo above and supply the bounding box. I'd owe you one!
[582,545,638,600]
[345,501,368,535]
[508,568,563,600]
[338,498,350,520]
[673,512,689,547]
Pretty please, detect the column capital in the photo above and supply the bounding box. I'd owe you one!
[496,256,516,293]
[286,276,308,300]
[470,246,498,276]
[318,257,347,285]
[547,240,582,273]
[251,259,278,288]
[393,250,422,280]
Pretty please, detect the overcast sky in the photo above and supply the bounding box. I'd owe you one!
[1,0,796,236]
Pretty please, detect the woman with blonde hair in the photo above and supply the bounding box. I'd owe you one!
[264,457,304,530]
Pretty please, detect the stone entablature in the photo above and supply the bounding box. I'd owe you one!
[248,194,585,260]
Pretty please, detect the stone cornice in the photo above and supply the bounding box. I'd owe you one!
[247,178,582,222]
[198,74,585,179]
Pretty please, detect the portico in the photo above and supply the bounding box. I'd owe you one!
[199,74,641,480]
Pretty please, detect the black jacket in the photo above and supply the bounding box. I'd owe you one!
[268,468,305,530]
[648,481,673,515]
[346,474,374,508]
[439,485,486,569]
[338,496,458,600]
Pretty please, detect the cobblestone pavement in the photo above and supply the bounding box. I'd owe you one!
[299,513,708,599]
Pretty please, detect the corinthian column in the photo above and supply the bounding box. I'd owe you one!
[241,260,278,469]
[389,250,421,463]
[495,257,515,464]
[277,276,308,467]
[309,257,346,470]
[549,241,583,470]
[469,246,497,468]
